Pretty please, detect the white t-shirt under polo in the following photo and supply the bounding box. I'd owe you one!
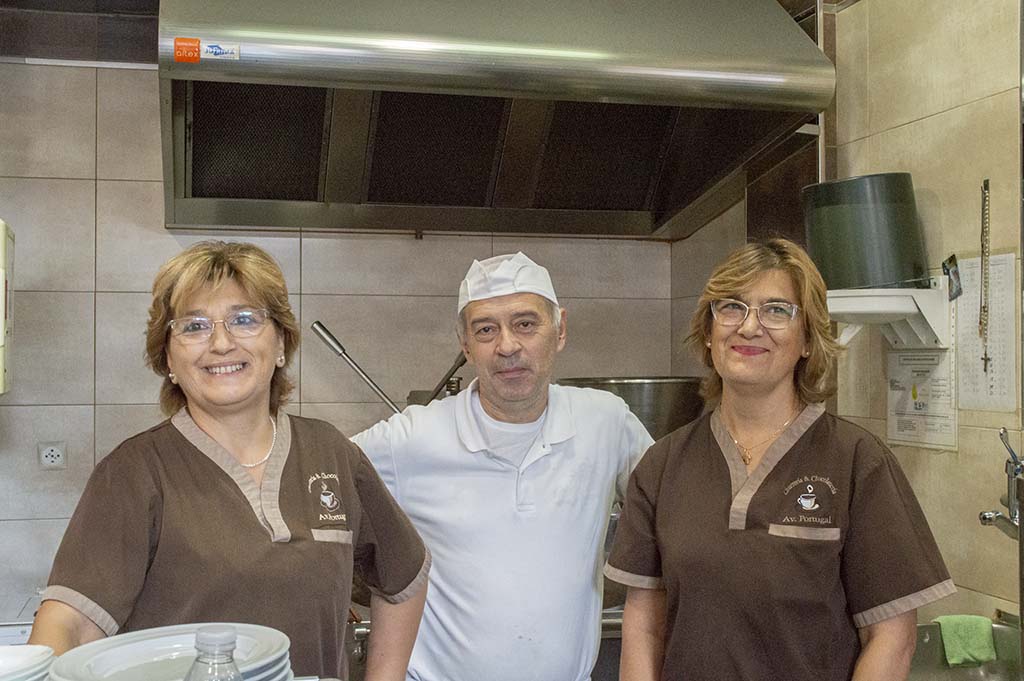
[353,380,654,681]
[470,390,544,467]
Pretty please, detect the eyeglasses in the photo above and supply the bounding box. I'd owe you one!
[168,308,271,344]
[710,299,799,330]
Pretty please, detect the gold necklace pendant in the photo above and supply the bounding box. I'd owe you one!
[729,410,798,466]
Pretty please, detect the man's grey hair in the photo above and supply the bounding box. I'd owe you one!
[456,298,561,341]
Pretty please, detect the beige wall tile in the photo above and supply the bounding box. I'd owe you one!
[670,200,746,299]
[835,0,869,144]
[894,427,1020,602]
[842,416,886,442]
[0,178,95,292]
[0,64,95,178]
[835,138,870,179]
[95,292,161,404]
[0,292,93,405]
[96,181,187,291]
[96,69,162,182]
[300,294,464,404]
[868,0,1018,135]
[671,297,706,378]
[835,325,887,420]
[96,181,301,292]
[917,585,1017,621]
[0,406,93,519]
[959,409,1023,432]
[494,237,671,299]
[95,404,166,462]
[554,298,671,380]
[300,403,401,439]
[869,89,1020,267]
[302,233,491,295]
[836,324,871,419]
[0,519,68,596]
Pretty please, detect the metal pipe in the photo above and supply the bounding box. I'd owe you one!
[427,353,468,402]
[310,321,401,414]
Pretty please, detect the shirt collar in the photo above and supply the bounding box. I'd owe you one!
[456,379,576,452]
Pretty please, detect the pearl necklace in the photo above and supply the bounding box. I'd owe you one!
[728,408,798,465]
[239,415,277,469]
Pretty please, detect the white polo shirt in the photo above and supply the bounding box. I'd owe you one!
[353,380,653,681]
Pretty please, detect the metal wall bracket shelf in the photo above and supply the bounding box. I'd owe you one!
[826,277,950,349]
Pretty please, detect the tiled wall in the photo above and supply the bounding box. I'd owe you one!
[833,0,1021,618]
[0,63,674,610]
[670,200,747,376]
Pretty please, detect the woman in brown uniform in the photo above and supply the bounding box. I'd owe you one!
[29,241,429,681]
[605,239,954,681]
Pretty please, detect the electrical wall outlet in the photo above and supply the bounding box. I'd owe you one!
[38,442,66,470]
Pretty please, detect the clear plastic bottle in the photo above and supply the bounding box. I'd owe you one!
[182,625,244,681]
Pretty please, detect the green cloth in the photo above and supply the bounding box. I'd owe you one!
[933,615,997,666]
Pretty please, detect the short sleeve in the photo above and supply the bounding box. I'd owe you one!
[352,412,412,500]
[44,445,161,635]
[842,437,954,626]
[604,439,668,590]
[615,407,655,501]
[351,446,429,604]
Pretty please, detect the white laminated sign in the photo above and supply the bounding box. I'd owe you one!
[887,350,956,449]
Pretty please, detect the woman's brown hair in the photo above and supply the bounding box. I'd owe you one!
[686,238,842,406]
[145,241,299,416]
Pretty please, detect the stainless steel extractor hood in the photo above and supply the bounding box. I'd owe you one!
[158,0,835,237]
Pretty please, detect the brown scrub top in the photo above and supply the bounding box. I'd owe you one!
[43,410,429,680]
[605,403,954,681]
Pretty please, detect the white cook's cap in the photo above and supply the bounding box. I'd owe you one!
[457,252,558,313]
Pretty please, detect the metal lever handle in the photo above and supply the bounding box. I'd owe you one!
[311,321,401,415]
[1000,427,1021,466]
[427,353,468,403]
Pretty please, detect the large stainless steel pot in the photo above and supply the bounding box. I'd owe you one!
[556,376,704,440]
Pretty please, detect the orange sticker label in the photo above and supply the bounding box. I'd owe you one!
[173,37,201,63]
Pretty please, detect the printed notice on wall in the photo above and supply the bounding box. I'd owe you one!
[956,253,1016,412]
[887,350,956,449]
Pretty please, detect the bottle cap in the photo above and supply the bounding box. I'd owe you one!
[195,625,238,654]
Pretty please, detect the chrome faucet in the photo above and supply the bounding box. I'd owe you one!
[979,427,1021,540]
[978,432,1024,681]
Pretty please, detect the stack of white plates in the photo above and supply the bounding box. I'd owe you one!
[49,623,291,681]
[0,645,54,681]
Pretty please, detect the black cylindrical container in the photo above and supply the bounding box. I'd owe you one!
[801,172,928,289]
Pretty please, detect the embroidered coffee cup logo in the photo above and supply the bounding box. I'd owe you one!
[319,481,340,512]
[308,472,346,522]
[796,484,819,511]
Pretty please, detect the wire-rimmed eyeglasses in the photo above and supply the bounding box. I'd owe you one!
[168,308,271,344]
[710,299,799,330]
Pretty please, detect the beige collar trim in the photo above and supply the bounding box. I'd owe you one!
[171,408,293,542]
[711,402,826,530]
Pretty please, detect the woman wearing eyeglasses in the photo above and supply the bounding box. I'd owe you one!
[605,239,953,681]
[29,241,429,681]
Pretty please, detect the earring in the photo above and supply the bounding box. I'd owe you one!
[276,355,286,367]
[168,372,177,384]
[705,341,712,348]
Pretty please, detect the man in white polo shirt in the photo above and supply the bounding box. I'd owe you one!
[353,252,653,681]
